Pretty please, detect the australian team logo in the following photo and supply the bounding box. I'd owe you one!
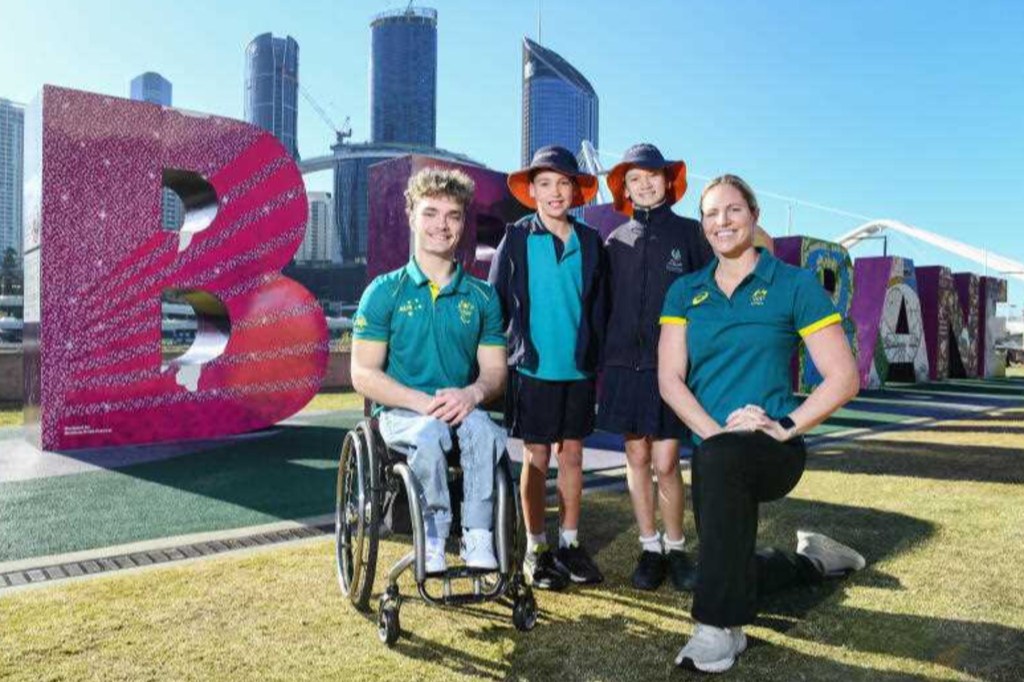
[751,288,769,306]
[397,299,424,317]
[667,248,685,273]
[458,299,475,325]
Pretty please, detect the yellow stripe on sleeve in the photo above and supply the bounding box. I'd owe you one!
[798,312,842,338]
[659,316,688,326]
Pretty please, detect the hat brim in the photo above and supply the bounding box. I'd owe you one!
[607,160,688,216]
[507,167,599,209]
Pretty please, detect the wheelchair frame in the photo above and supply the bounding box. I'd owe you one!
[335,419,538,646]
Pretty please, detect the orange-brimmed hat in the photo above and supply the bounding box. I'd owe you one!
[507,145,599,209]
[606,143,688,217]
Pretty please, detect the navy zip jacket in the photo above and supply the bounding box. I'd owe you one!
[603,203,712,370]
[487,214,608,374]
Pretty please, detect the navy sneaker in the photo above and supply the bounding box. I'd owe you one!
[524,546,570,591]
[555,542,604,585]
[631,550,666,590]
[666,549,698,592]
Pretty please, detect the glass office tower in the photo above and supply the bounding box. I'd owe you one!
[0,99,24,257]
[370,7,437,146]
[244,33,300,160]
[521,37,599,167]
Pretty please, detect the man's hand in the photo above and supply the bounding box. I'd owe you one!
[428,386,483,425]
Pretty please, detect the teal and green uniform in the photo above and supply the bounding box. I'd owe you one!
[660,248,841,438]
[353,258,506,410]
[519,226,589,381]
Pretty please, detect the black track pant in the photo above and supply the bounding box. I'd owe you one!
[690,431,822,627]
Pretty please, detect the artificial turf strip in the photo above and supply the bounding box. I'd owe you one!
[0,413,350,562]
[3,422,1024,681]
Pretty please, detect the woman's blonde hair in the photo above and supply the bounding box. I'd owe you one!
[699,174,759,218]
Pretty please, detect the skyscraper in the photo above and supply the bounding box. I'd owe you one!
[130,72,172,106]
[521,37,599,167]
[370,7,437,146]
[0,99,24,258]
[244,33,300,159]
[296,191,338,264]
[129,72,182,231]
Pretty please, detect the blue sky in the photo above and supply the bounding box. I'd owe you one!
[2,0,1022,309]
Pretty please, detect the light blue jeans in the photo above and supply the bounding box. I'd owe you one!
[378,408,507,540]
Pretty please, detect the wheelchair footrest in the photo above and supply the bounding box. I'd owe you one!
[418,571,508,606]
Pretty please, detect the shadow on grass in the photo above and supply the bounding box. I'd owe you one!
[364,493,945,681]
[806,439,1024,485]
[780,605,1024,682]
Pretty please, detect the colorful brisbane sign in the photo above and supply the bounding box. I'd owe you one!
[22,87,1008,451]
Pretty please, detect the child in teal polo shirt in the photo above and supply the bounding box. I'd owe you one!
[489,146,608,590]
[352,168,508,574]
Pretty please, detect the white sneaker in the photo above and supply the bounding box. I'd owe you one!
[460,528,498,570]
[797,530,866,577]
[675,623,747,673]
[425,536,447,574]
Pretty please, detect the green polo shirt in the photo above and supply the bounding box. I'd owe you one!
[660,248,841,439]
[353,258,506,407]
[520,218,589,381]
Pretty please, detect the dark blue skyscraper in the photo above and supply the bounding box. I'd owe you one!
[130,72,172,106]
[521,37,599,167]
[370,7,437,146]
[244,33,300,159]
[129,72,181,230]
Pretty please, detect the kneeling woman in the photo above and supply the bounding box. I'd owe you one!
[657,174,863,673]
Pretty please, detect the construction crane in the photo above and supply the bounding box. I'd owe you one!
[298,82,352,146]
[279,38,352,146]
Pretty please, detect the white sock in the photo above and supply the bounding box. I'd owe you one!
[639,533,662,554]
[664,535,686,552]
[559,528,578,549]
[527,533,547,555]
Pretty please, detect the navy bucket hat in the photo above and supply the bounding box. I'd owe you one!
[507,145,599,209]
[606,143,688,216]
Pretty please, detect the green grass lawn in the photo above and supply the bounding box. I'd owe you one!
[3,408,1023,681]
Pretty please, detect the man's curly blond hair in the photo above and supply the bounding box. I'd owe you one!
[404,167,476,216]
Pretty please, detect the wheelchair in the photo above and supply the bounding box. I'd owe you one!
[335,418,538,646]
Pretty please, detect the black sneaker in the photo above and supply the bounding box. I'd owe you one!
[555,542,604,585]
[631,550,667,590]
[524,547,570,591]
[666,549,698,592]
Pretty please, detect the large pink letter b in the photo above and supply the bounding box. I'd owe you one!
[22,86,328,450]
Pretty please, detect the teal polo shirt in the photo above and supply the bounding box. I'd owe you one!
[520,218,588,381]
[353,258,506,406]
[660,248,841,438]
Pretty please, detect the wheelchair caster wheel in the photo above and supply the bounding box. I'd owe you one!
[378,601,401,646]
[512,591,537,632]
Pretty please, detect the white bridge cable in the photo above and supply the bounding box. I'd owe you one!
[591,146,1023,284]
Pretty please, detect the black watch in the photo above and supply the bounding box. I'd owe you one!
[778,415,796,432]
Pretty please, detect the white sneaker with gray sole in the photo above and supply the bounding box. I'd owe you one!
[460,528,498,570]
[675,623,747,673]
[797,530,866,577]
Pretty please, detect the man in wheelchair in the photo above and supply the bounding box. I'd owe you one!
[351,167,508,574]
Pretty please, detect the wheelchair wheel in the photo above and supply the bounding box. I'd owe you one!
[378,595,401,646]
[335,421,380,611]
[512,588,537,632]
